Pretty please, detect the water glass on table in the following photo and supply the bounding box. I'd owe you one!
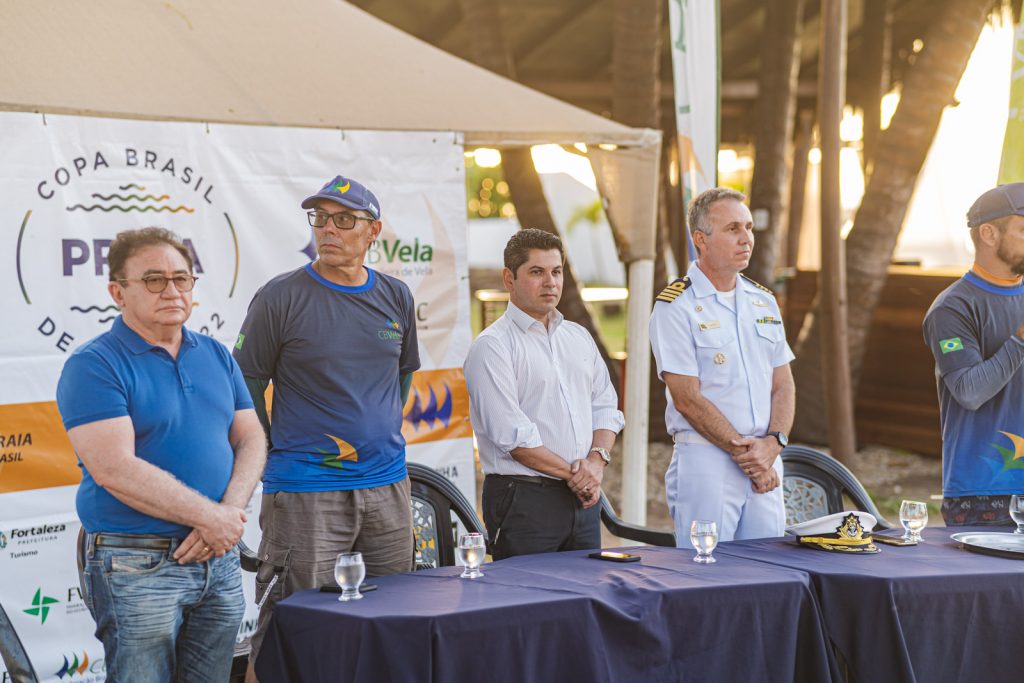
[1010,495,1024,534]
[899,500,928,543]
[334,551,366,601]
[690,520,718,564]
[458,532,486,578]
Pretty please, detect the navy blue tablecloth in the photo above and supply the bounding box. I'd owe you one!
[255,545,839,683]
[716,527,1024,683]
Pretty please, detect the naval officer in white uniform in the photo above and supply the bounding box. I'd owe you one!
[650,187,795,543]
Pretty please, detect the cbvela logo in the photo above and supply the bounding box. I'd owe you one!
[23,588,59,624]
[0,529,7,549]
[378,318,403,341]
[54,651,105,680]
[13,143,243,355]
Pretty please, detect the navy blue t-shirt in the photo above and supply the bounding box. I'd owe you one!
[233,264,420,492]
[923,271,1024,497]
[56,317,253,537]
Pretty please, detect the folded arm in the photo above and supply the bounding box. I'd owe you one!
[67,416,248,562]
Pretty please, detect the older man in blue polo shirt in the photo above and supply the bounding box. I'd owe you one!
[56,227,266,683]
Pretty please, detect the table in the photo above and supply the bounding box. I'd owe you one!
[716,527,1024,683]
[255,546,839,683]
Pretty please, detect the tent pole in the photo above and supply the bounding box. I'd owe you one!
[621,258,653,524]
[817,0,857,464]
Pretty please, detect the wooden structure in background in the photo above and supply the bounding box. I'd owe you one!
[785,267,961,458]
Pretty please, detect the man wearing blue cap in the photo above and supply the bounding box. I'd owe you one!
[923,182,1024,526]
[234,175,420,668]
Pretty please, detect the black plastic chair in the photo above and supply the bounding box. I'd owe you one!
[0,600,40,683]
[781,445,893,529]
[407,462,487,569]
[599,494,676,547]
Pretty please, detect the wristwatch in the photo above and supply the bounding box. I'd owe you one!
[767,431,789,448]
[589,446,611,465]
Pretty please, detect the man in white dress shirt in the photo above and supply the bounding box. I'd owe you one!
[464,229,624,559]
[650,187,795,543]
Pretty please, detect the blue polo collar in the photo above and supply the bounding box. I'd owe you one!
[110,315,198,355]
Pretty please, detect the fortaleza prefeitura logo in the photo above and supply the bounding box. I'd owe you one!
[14,147,242,354]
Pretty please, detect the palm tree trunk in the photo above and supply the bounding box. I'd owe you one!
[792,0,993,444]
[457,0,621,389]
[745,0,805,287]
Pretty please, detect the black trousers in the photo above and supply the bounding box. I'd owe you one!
[482,474,600,561]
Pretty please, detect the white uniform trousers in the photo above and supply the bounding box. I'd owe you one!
[666,433,785,544]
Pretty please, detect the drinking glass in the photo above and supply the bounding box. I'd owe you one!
[690,520,718,564]
[457,532,486,578]
[1009,495,1024,534]
[334,551,366,601]
[899,500,928,543]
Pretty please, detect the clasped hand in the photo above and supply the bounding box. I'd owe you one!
[568,458,602,509]
[173,503,247,564]
[729,436,780,493]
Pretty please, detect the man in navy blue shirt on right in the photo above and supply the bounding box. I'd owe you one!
[924,183,1024,526]
[234,174,420,672]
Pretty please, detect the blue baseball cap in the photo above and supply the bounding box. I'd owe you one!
[967,183,1024,227]
[301,175,381,219]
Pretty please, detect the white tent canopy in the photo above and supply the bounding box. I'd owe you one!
[0,0,657,148]
[0,0,660,522]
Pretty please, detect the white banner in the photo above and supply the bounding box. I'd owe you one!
[0,112,473,681]
[668,0,720,260]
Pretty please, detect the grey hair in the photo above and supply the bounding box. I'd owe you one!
[688,187,747,238]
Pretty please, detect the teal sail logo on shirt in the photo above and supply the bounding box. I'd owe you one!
[939,337,963,354]
[988,431,1024,474]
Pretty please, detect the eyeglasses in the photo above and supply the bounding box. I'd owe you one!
[307,210,376,231]
[117,275,198,293]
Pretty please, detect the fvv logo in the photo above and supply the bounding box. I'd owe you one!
[13,142,244,355]
[23,587,59,624]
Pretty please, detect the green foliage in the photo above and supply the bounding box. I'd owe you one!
[565,199,605,234]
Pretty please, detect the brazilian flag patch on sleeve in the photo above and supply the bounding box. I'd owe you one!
[939,337,963,354]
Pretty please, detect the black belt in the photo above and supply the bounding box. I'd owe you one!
[93,533,175,550]
[488,473,565,488]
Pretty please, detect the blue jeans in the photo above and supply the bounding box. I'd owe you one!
[84,535,245,683]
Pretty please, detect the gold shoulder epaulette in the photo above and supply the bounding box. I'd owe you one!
[655,277,691,303]
[741,274,773,295]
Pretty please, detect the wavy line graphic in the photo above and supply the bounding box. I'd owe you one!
[97,315,117,324]
[118,184,145,191]
[70,304,119,314]
[92,193,170,202]
[66,204,194,213]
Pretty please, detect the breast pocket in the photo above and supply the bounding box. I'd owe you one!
[693,327,737,388]
[754,323,785,371]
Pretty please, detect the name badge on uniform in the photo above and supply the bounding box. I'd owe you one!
[752,299,769,307]
[699,320,721,331]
